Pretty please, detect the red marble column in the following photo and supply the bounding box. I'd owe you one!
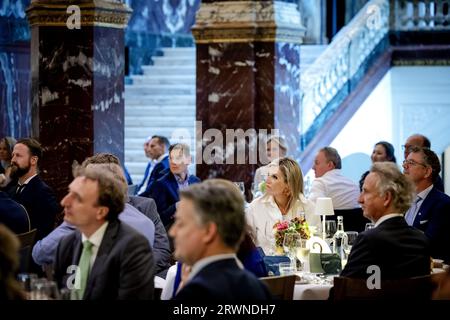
[26,0,131,200]
[193,0,305,197]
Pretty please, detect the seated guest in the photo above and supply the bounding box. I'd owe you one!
[148,143,200,230]
[253,135,288,191]
[309,147,360,210]
[170,179,272,301]
[359,141,397,191]
[78,152,171,275]
[0,225,26,300]
[6,138,61,241]
[53,165,155,300]
[32,162,155,267]
[0,137,16,188]
[246,157,320,254]
[137,135,170,196]
[341,162,430,279]
[403,133,444,192]
[403,147,450,262]
[0,190,30,234]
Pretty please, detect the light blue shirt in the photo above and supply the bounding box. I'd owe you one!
[32,204,155,266]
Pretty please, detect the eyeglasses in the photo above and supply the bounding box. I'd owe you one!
[401,145,413,151]
[402,159,428,167]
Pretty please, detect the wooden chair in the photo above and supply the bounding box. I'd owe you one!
[332,274,438,300]
[260,274,297,300]
[16,228,37,273]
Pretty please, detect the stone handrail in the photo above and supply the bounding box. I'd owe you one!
[300,0,389,139]
[391,0,450,30]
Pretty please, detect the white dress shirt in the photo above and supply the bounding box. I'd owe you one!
[81,221,109,272]
[246,194,321,254]
[309,169,360,210]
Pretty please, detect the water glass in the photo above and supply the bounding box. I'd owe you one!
[279,262,296,275]
[324,220,337,239]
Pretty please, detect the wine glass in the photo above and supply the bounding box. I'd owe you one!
[283,233,300,264]
[343,231,358,257]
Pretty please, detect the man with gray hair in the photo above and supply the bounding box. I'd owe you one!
[340,162,430,279]
[309,147,360,210]
[170,179,272,301]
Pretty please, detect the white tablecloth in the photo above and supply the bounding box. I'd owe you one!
[293,283,332,300]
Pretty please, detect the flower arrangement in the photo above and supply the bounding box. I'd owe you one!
[273,216,311,248]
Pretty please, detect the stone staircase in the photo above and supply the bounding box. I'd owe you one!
[124,47,196,185]
[124,45,326,184]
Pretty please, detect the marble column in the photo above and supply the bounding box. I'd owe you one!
[26,0,132,200]
[193,0,305,197]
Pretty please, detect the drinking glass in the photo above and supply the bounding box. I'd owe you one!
[283,233,301,263]
[324,220,337,239]
[30,279,60,300]
[295,238,310,273]
[278,262,296,275]
[365,223,375,231]
[17,273,38,294]
[343,231,358,257]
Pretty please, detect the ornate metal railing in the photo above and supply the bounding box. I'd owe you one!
[391,0,450,30]
[300,0,389,143]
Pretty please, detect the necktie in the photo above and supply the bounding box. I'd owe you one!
[405,196,422,226]
[73,240,93,300]
[16,184,26,194]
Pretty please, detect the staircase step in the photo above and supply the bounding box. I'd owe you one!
[142,65,196,76]
[125,84,195,95]
[125,95,196,105]
[125,116,195,127]
[131,75,195,85]
[161,47,196,57]
[152,56,196,66]
[125,106,195,116]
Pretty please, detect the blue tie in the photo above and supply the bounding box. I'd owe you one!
[405,196,421,226]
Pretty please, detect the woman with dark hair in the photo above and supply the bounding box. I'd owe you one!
[359,141,397,191]
[0,136,16,187]
[0,225,26,300]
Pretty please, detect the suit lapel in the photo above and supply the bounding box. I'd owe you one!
[83,220,120,299]
[413,187,437,227]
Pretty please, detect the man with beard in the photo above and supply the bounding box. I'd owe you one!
[7,138,60,241]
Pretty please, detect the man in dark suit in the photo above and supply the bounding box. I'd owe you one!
[78,152,171,276]
[148,143,200,230]
[170,179,272,301]
[53,166,155,300]
[403,146,450,262]
[0,190,30,234]
[341,162,430,279]
[7,138,60,241]
[137,135,170,196]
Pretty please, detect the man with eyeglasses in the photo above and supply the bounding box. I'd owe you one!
[403,146,450,263]
[402,134,444,192]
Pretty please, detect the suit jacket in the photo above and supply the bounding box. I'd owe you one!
[341,216,430,279]
[7,175,61,241]
[412,186,450,262]
[0,191,30,234]
[128,195,171,274]
[174,258,272,301]
[148,171,200,229]
[139,155,169,197]
[54,219,155,300]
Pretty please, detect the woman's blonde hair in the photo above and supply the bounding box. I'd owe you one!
[270,157,304,212]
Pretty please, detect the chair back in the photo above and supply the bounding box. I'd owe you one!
[260,274,297,300]
[332,274,437,300]
[16,228,37,273]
